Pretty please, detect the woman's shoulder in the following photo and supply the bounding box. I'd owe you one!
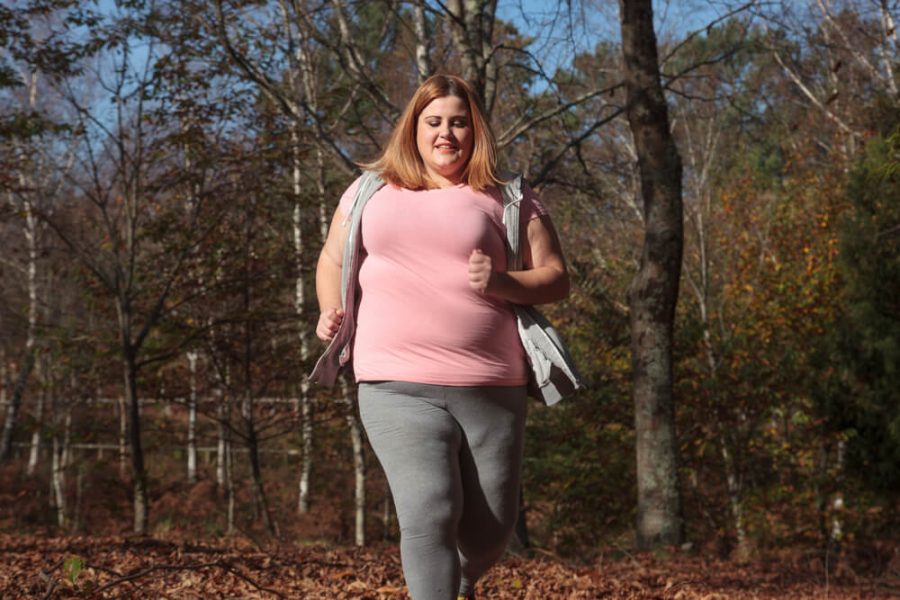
[338,171,391,217]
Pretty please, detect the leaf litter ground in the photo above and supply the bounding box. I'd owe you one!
[1,534,896,598]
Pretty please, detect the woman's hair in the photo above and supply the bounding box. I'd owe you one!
[365,74,501,191]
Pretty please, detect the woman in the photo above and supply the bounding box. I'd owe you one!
[314,74,569,600]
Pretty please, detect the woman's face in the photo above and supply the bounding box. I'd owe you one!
[415,94,474,187]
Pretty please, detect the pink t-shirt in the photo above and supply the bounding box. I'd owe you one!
[338,177,548,386]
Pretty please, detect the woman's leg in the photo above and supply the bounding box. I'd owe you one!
[358,382,464,600]
[445,386,528,597]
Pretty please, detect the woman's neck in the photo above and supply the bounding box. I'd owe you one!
[424,170,464,189]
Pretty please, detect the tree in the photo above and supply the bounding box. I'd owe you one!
[825,130,900,491]
[619,0,685,549]
[37,8,227,532]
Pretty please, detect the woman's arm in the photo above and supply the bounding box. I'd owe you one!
[468,214,570,305]
[315,208,349,342]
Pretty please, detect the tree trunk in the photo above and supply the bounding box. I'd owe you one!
[619,0,685,549]
[298,392,312,513]
[60,408,71,480]
[51,433,66,528]
[118,395,128,479]
[413,0,432,83]
[217,390,229,488]
[0,352,35,462]
[226,434,235,535]
[721,443,749,560]
[244,391,279,537]
[446,0,498,114]
[830,439,845,550]
[123,353,149,534]
[187,350,199,484]
[342,377,366,547]
[26,375,44,476]
[216,388,228,488]
[289,124,315,514]
[50,403,70,529]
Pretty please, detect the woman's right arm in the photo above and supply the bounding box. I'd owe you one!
[315,207,350,342]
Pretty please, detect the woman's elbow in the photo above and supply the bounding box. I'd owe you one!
[544,268,570,304]
[557,270,571,301]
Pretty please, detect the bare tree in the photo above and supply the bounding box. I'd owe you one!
[41,28,220,533]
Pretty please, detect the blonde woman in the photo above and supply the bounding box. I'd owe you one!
[314,74,569,600]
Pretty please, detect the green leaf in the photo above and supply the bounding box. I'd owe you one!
[63,555,83,584]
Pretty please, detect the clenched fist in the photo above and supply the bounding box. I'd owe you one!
[316,308,344,342]
[468,249,494,294]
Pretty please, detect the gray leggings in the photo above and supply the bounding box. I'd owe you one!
[358,381,527,600]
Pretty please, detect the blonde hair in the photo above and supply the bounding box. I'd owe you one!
[365,74,501,191]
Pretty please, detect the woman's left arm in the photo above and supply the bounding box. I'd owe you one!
[468,215,570,305]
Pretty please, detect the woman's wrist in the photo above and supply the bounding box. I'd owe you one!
[484,267,569,305]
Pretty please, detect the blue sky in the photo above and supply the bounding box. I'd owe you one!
[496,0,732,81]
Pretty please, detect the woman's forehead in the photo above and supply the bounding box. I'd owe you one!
[420,95,469,117]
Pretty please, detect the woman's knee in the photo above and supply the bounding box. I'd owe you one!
[397,489,461,541]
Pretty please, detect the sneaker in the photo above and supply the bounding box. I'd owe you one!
[457,594,475,600]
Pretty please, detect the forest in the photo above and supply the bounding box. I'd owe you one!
[1,0,898,597]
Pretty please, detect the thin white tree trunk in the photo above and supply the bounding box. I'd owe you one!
[118,395,127,479]
[287,24,330,513]
[816,0,898,98]
[217,395,228,488]
[181,114,202,486]
[187,350,198,483]
[341,377,366,547]
[289,124,316,514]
[771,49,854,137]
[831,439,845,544]
[226,436,235,535]
[26,387,44,476]
[413,0,432,83]
[216,364,231,488]
[721,443,748,560]
[299,391,312,513]
[60,409,71,477]
[318,149,329,242]
[51,435,65,526]
[51,409,68,528]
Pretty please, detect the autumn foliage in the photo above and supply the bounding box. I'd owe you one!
[1,0,899,598]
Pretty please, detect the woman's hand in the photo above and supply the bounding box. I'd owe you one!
[316,308,344,342]
[468,249,494,294]
[466,216,570,305]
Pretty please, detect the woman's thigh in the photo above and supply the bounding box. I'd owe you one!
[444,386,528,545]
[357,382,464,532]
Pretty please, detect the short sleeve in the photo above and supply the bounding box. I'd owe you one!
[337,176,364,221]
[520,181,549,226]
